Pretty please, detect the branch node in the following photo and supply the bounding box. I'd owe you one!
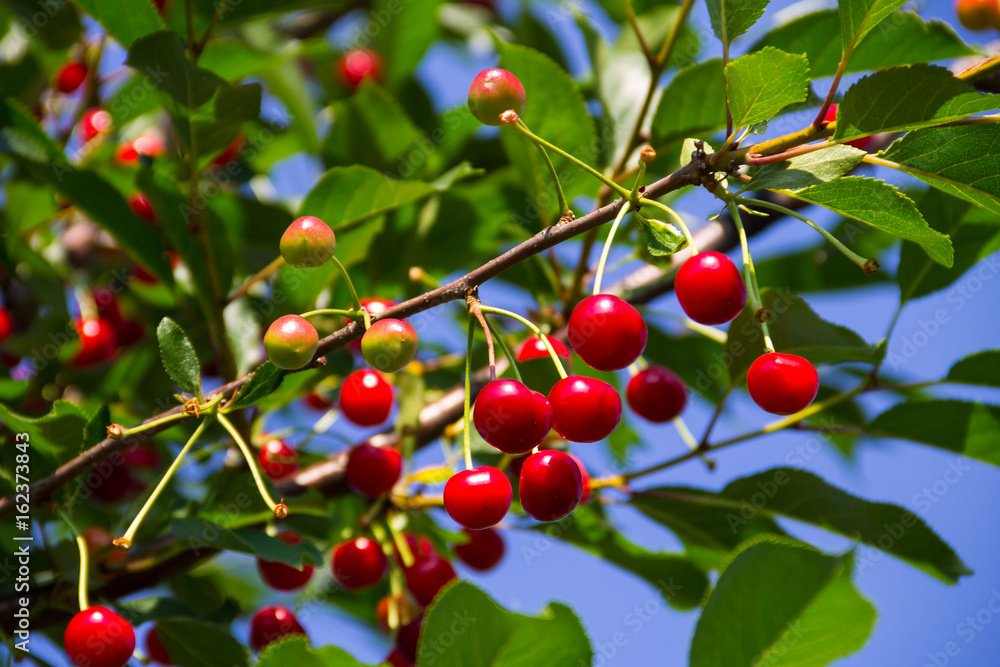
[106,424,123,440]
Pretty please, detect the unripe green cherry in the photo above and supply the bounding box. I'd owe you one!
[468,68,526,126]
[361,318,418,373]
[265,315,319,370]
[280,216,336,268]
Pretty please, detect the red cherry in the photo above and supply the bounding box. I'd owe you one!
[73,317,117,366]
[567,454,592,505]
[0,307,13,342]
[516,336,571,362]
[55,62,87,94]
[80,108,112,142]
[258,438,298,480]
[346,442,402,497]
[64,606,135,667]
[444,467,511,530]
[212,134,244,167]
[747,352,819,415]
[304,392,335,410]
[331,537,388,590]
[117,135,165,164]
[467,68,527,126]
[340,369,393,426]
[518,450,583,522]
[453,528,505,572]
[338,48,384,90]
[146,627,174,665]
[547,376,621,443]
[473,379,552,454]
[404,552,457,606]
[674,252,747,325]
[626,365,688,423]
[91,287,123,323]
[257,531,314,591]
[386,649,414,667]
[129,194,156,223]
[250,606,306,653]
[116,319,146,347]
[823,104,874,151]
[348,298,395,353]
[395,534,435,567]
[375,594,418,635]
[123,444,159,470]
[568,294,647,371]
[82,527,128,569]
[396,616,422,664]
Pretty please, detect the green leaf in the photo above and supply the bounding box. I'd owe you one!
[897,188,1000,301]
[836,65,1000,142]
[651,59,727,148]
[494,37,598,211]
[156,318,202,396]
[0,400,91,458]
[690,538,874,667]
[839,0,909,52]
[71,0,163,48]
[0,97,64,162]
[866,400,1000,467]
[880,124,1000,216]
[637,214,687,257]
[531,505,709,610]
[638,468,969,583]
[947,351,1000,388]
[748,144,866,190]
[256,637,369,666]
[726,48,810,129]
[725,288,878,381]
[706,0,772,45]
[751,10,973,79]
[785,176,954,266]
[229,362,285,410]
[419,581,592,666]
[171,517,324,567]
[127,32,224,109]
[372,0,439,87]
[155,618,249,667]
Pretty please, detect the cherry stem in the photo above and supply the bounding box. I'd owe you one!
[484,317,523,383]
[594,201,632,295]
[726,199,774,352]
[216,414,285,517]
[330,256,365,320]
[59,510,89,610]
[300,308,363,320]
[118,418,210,551]
[463,316,475,471]
[628,160,647,204]
[638,197,698,253]
[673,416,714,470]
[469,302,496,382]
[477,306,569,380]
[737,197,875,273]
[528,134,570,218]
[512,119,631,199]
[388,518,416,569]
[117,409,195,438]
[227,256,285,303]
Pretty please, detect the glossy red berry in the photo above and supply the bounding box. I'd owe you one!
[444,466,511,530]
[547,376,622,443]
[395,534,435,567]
[338,48,384,90]
[468,68,526,125]
[386,649,414,667]
[280,216,336,268]
[146,627,174,665]
[404,552,457,606]
[0,307,13,342]
[212,134,243,167]
[250,606,306,653]
[473,379,552,454]
[257,531,314,591]
[64,606,135,667]
[568,294,647,371]
[129,193,156,223]
[626,365,688,423]
[453,528,505,571]
[516,335,571,363]
[567,454,592,505]
[331,537,388,590]
[258,438,298,480]
[823,104,874,151]
[304,392,335,411]
[747,352,819,415]
[80,107,112,142]
[396,616,422,664]
[348,297,395,353]
[346,442,402,497]
[264,314,318,370]
[361,318,418,373]
[55,62,87,94]
[116,135,165,164]
[519,450,583,522]
[340,369,393,426]
[675,252,747,325]
[73,317,117,366]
